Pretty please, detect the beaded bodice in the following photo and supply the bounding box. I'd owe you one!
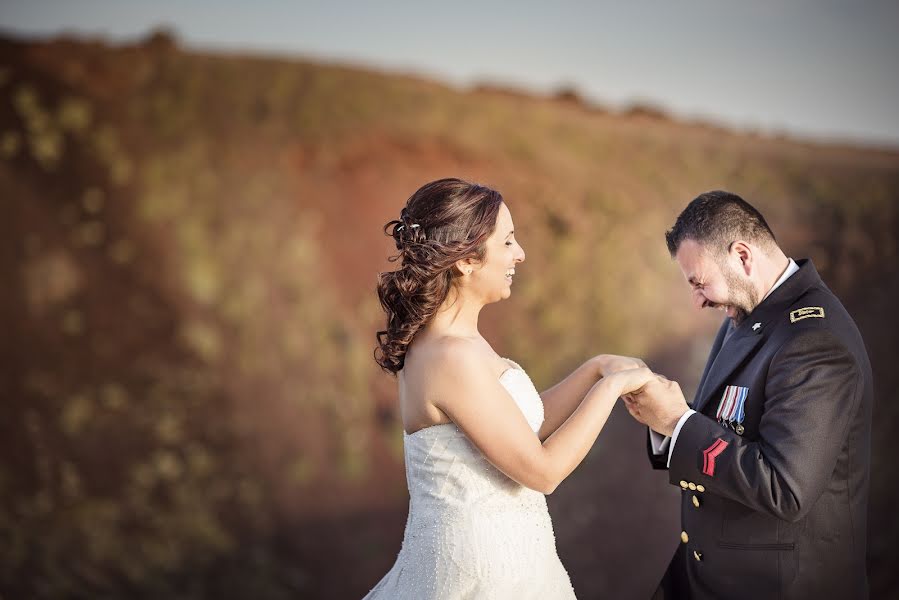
[402,359,546,512]
[362,359,577,598]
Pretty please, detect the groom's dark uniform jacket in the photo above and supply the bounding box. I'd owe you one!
[648,259,872,600]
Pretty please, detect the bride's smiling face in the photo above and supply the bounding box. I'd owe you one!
[462,202,525,303]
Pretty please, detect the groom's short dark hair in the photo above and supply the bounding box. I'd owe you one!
[665,190,777,258]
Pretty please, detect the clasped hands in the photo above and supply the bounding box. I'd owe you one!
[597,354,690,438]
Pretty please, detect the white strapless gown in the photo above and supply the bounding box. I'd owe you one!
[363,359,577,599]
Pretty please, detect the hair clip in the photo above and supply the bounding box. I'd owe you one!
[396,224,420,232]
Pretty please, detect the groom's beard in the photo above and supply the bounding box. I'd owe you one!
[723,267,760,325]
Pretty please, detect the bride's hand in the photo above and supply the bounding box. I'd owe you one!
[596,354,647,377]
[606,366,656,397]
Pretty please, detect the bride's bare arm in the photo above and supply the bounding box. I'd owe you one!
[538,354,645,440]
[432,341,652,494]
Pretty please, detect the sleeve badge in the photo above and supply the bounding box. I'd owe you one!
[702,438,729,477]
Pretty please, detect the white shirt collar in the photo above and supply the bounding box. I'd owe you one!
[762,258,799,301]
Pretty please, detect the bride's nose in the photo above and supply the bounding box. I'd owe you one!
[515,244,525,263]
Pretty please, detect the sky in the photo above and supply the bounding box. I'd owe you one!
[3,0,899,147]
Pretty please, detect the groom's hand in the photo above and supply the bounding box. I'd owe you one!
[624,375,689,437]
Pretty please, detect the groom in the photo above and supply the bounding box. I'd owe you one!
[626,191,872,600]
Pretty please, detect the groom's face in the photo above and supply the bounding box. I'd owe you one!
[675,239,758,324]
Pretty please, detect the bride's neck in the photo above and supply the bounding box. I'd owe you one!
[425,289,483,339]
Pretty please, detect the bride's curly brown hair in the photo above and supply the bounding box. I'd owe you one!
[375,178,504,374]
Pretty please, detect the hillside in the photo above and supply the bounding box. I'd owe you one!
[1,31,898,598]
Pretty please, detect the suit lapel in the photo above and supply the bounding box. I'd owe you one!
[693,330,763,414]
[692,320,729,407]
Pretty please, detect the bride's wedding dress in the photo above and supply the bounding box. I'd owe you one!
[364,359,577,599]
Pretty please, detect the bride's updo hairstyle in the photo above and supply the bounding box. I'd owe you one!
[375,178,504,374]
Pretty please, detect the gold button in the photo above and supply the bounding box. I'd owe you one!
[681,531,689,544]
[680,480,689,489]
[692,495,700,508]
[693,550,703,561]
[688,482,697,490]
[696,484,705,493]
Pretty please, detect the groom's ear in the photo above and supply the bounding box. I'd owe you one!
[729,241,754,276]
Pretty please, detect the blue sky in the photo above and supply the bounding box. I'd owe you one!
[3,0,898,146]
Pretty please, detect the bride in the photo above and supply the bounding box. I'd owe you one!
[365,178,654,599]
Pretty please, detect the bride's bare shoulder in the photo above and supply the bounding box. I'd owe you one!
[406,335,497,379]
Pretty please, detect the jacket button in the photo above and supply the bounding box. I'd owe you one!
[680,480,689,489]
[681,531,689,544]
[693,550,703,562]
[696,484,706,493]
[692,495,701,508]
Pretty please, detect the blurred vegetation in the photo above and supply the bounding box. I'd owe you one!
[1,30,897,598]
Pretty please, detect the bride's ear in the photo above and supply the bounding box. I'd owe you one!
[454,258,477,277]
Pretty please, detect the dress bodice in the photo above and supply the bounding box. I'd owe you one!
[363,358,576,599]
[401,359,546,510]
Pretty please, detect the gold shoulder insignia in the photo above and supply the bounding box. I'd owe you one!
[790,306,825,323]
